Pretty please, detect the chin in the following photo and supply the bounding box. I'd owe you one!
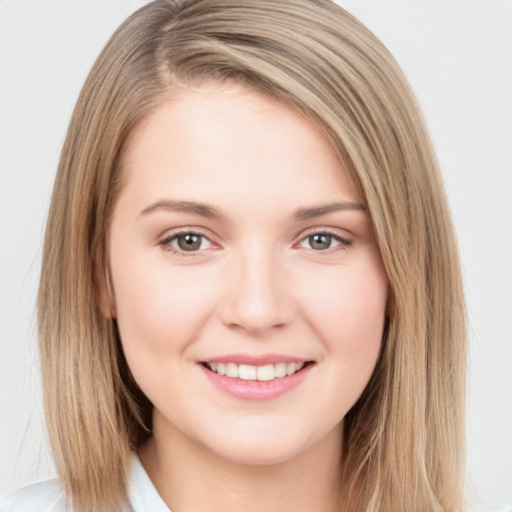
[198,420,335,468]
[210,438,306,467]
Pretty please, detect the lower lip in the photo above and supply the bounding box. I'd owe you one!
[199,363,313,400]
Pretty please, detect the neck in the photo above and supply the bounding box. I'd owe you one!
[138,420,344,512]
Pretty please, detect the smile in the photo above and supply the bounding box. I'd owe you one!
[204,362,305,381]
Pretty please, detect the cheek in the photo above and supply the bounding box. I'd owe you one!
[110,251,219,361]
[110,256,223,410]
[298,258,388,367]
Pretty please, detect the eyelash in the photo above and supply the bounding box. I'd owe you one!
[159,229,216,257]
[296,230,352,252]
[158,229,352,256]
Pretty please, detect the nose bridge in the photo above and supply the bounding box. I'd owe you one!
[219,240,294,334]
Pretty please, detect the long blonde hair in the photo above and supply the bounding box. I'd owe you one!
[38,1,466,510]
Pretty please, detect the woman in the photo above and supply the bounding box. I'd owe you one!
[0,0,466,511]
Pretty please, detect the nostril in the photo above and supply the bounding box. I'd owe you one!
[217,267,296,334]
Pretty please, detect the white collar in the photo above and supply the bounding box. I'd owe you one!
[127,452,171,512]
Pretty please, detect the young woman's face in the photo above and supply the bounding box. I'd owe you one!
[106,83,388,466]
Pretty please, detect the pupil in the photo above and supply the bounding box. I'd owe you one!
[178,234,201,251]
[310,234,331,250]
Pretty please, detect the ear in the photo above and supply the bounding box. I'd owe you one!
[94,252,117,319]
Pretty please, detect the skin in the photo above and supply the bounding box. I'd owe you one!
[104,83,388,511]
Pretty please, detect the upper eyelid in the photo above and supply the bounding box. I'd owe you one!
[293,228,354,254]
[296,226,353,241]
[158,231,218,257]
[158,229,219,253]
[157,226,353,246]
[159,227,216,242]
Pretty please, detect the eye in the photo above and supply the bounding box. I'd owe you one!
[160,232,215,253]
[298,233,350,251]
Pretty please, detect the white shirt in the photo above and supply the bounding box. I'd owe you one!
[0,453,170,512]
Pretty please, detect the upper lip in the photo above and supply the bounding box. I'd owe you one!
[200,353,311,365]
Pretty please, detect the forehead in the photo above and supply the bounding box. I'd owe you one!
[117,82,359,214]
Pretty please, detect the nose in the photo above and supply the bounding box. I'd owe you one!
[218,244,295,335]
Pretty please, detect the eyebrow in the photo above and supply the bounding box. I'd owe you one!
[140,199,365,221]
[140,200,224,220]
[292,201,365,220]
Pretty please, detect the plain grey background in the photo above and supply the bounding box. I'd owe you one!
[1,0,511,510]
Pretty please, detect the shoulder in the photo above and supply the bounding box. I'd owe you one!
[0,453,161,512]
[0,478,68,512]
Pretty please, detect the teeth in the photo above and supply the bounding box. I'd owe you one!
[205,361,306,381]
[226,363,238,378]
[274,362,287,378]
[256,364,274,381]
[239,364,256,380]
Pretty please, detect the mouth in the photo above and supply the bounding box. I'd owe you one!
[198,357,315,400]
[201,361,312,381]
